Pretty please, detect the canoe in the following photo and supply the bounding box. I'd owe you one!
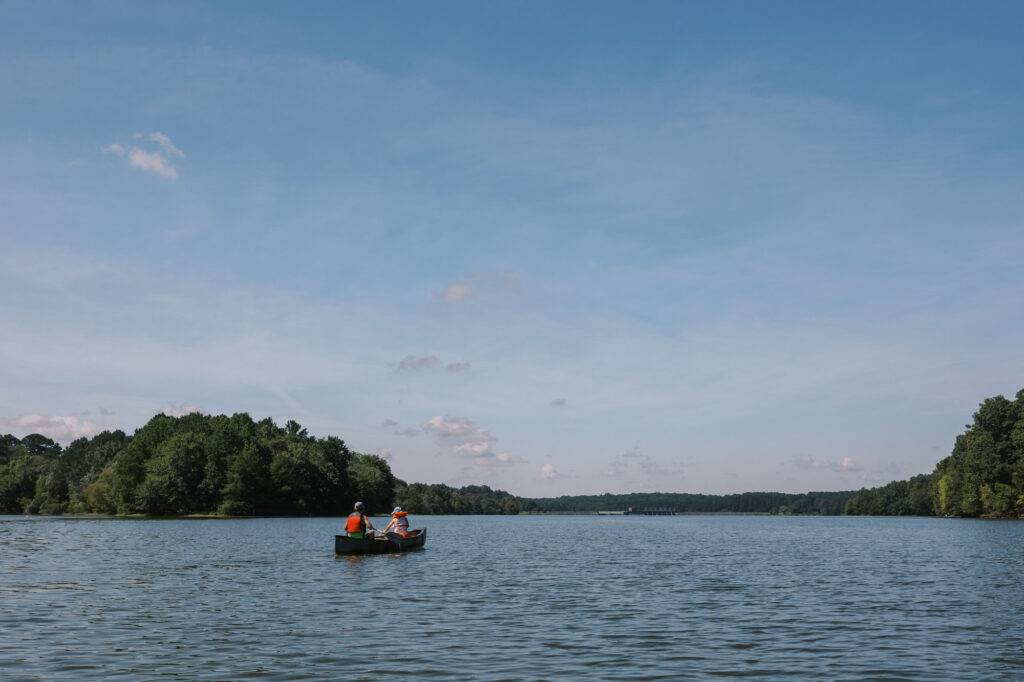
[334,528,427,555]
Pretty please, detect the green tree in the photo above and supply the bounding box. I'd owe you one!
[0,452,48,513]
[0,434,20,465]
[270,440,329,515]
[82,467,117,514]
[348,453,395,513]
[219,441,272,515]
[864,390,1024,519]
[136,433,207,515]
[20,434,61,457]
[32,464,69,515]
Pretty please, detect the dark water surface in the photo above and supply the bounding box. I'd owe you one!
[1,515,1022,680]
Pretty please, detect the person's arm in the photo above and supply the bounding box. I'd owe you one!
[382,518,395,533]
[363,514,374,530]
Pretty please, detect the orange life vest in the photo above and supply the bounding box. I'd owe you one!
[392,511,409,534]
[345,512,365,533]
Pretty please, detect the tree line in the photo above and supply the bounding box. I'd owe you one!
[0,412,851,517]
[7,389,1020,518]
[0,412,527,517]
[845,389,1024,518]
[0,413,395,516]
[522,491,853,515]
[394,482,522,515]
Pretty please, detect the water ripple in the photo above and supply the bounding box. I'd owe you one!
[1,515,1022,680]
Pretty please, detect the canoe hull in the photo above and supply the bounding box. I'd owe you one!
[334,528,427,555]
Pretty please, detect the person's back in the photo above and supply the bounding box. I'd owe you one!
[345,501,372,538]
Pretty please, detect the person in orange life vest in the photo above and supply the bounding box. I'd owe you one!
[382,507,410,537]
[345,501,375,538]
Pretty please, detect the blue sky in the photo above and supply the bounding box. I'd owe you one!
[2,1,1023,496]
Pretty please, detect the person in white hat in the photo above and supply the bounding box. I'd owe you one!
[382,506,410,537]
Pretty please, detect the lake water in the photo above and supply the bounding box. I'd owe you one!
[1,514,1022,680]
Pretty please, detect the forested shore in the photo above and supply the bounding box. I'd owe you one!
[3,389,1023,518]
[524,491,852,515]
[0,412,522,517]
[844,389,1024,518]
[0,412,848,517]
[0,413,394,516]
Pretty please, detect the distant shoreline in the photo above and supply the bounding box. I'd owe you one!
[4,507,966,518]
[0,508,894,519]
[519,510,773,516]
[6,389,1023,520]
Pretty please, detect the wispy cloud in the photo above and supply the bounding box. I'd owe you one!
[439,272,519,304]
[550,397,567,407]
[0,414,98,442]
[103,131,184,179]
[791,454,862,473]
[144,131,185,158]
[540,462,564,479]
[421,414,523,466]
[492,452,527,466]
[128,148,178,179]
[394,355,470,374]
[162,402,203,417]
[381,418,420,437]
[396,354,442,372]
[441,281,474,303]
[604,446,685,480]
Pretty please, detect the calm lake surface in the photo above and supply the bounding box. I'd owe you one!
[1,515,1022,680]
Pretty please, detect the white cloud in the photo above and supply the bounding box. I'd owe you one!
[376,447,393,461]
[396,354,442,372]
[493,451,526,466]
[837,456,860,472]
[105,132,184,178]
[128,147,178,179]
[540,463,564,479]
[422,414,491,454]
[441,281,473,303]
[0,414,98,442]
[162,402,203,417]
[421,414,523,466]
[791,454,862,473]
[147,131,185,158]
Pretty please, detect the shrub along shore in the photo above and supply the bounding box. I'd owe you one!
[3,389,1022,519]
